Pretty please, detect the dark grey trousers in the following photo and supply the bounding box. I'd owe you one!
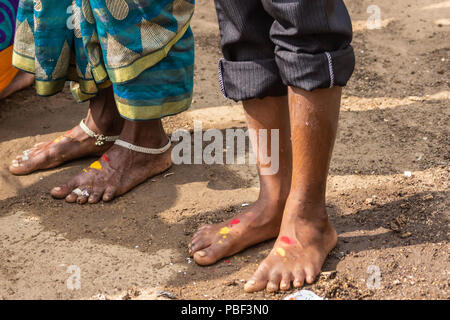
[214,0,355,101]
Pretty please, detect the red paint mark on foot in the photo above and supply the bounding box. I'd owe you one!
[280,236,296,245]
[230,219,240,227]
[102,154,110,162]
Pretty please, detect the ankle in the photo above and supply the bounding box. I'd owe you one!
[285,195,328,221]
[120,120,169,148]
[84,116,117,136]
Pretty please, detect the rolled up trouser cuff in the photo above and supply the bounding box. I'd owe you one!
[276,45,355,91]
[219,57,287,101]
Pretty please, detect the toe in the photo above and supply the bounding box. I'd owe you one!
[189,239,209,255]
[244,278,268,293]
[102,186,116,202]
[9,159,24,174]
[244,262,271,293]
[293,270,306,288]
[193,245,223,266]
[191,231,209,244]
[51,182,75,199]
[77,195,88,205]
[266,271,282,293]
[88,193,102,204]
[305,266,317,284]
[266,281,279,293]
[65,192,78,203]
[280,273,292,291]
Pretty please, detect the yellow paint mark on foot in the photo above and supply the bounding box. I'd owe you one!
[89,161,102,170]
[276,248,286,257]
[218,227,230,235]
[53,136,64,143]
[83,169,88,173]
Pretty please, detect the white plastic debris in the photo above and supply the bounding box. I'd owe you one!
[241,203,249,207]
[284,290,324,300]
[404,171,412,177]
[156,291,176,299]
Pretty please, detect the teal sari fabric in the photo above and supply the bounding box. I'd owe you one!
[13,0,195,120]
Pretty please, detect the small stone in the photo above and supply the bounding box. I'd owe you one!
[322,270,337,280]
[400,232,412,239]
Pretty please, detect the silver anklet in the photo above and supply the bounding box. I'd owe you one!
[114,139,171,154]
[79,119,119,146]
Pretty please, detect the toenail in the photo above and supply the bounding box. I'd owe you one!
[197,251,206,257]
[246,280,255,286]
[54,187,61,191]
[267,283,277,291]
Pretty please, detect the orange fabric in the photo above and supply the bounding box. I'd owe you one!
[0,45,19,92]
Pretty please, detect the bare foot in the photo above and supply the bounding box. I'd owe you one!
[9,87,123,175]
[9,123,114,175]
[189,199,286,265]
[50,119,172,204]
[189,96,293,266]
[244,202,337,293]
[0,71,34,100]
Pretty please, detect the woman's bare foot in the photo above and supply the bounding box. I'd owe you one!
[50,119,172,204]
[0,70,34,100]
[189,198,286,265]
[9,87,123,175]
[244,202,337,293]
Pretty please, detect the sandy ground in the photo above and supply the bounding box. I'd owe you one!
[0,0,448,300]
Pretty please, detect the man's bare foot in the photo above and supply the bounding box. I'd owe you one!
[244,202,337,293]
[9,87,123,175]
[0,71,34,100]
[189,96,292,266]
[188,198,286,265]
[50,119,172,204]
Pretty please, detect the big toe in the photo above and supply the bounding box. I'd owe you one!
[193,244,227,266]
[244,278,268,293]
[9,158,30,175]
[50,184,74,199]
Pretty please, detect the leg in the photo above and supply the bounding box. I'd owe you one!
[189,96,292,265]
[188,0,291,265]
[51,118,172,204]
[50,26,194,204]
[9,86,123,175]
[0,70,34,100]
[245,86,341,293]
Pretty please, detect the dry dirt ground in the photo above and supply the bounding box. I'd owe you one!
[0,0,448,300]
